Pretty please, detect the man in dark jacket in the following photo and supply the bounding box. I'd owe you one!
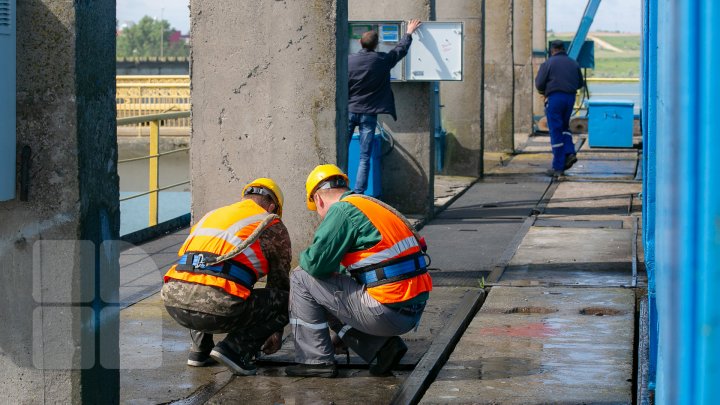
[535,40,585,176]
[347,19,422,194]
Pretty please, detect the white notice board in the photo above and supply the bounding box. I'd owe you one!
[406,22,463,81]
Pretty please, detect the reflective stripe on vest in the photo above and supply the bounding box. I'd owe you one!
[339,195,432,304]
[163,199,277,299]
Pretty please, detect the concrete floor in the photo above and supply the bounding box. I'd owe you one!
[118,133,643,404]
[421,286,635,404]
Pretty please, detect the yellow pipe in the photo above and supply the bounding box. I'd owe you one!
[585,77,640,83]
[149,120,160,227]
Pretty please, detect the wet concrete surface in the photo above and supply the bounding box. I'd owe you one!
[117,134,642,404]
[119,287,477,404]
[421,286,635,404]
[501,227,633,286]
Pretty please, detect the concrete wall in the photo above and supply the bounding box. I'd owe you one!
[513,0,534,136]
[532,0,547,127]
[484,0,514,153]
[189,1,348,258]
[349,0,435,217]
[0,0,119,403]
[437,1,484,177]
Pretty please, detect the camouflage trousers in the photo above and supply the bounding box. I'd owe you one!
[165,287,289,356]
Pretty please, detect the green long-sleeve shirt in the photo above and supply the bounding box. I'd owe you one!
[300,191,429,306]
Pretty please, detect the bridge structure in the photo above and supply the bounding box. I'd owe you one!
[0,0,718,404]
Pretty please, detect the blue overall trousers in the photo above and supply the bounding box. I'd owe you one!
[545,92,577,171]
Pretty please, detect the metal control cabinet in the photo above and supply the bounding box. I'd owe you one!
[349,21,463,81]
[587,100,634,148]
[0,0,15,201]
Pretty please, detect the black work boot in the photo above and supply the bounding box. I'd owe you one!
[564,153,578,170]
[285,363,338,378]
[369,336,408,376]
[209,341,257,376]
[187,350,217,367]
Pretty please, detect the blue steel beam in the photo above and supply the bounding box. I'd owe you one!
[641,0,658,390]
[567,0,602,61]
[651,0,720,403]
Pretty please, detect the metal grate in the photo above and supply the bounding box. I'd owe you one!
[0,0,11,35]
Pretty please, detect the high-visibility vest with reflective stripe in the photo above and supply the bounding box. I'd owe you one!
[339,195,432,304]
[163,199,278,299]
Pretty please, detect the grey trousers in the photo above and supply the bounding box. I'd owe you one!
[289,267,423,365]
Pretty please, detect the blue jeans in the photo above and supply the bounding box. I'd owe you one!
[347,112,378,194]
[545,92,577,170]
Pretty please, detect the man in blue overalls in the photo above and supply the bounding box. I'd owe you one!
[535,40,585,176]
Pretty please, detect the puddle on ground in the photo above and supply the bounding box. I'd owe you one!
[579,307,624,316]
[436,357,545,381]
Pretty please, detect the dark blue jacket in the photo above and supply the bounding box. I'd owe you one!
[535,51,584,96]
[348,34,413,120]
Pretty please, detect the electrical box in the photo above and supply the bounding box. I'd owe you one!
[406,22,463,81]
[349,21,463,82]
[0,0,15,201]
[349,22,405,81]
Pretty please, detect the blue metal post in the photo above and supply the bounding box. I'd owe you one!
[697,1,720,402]
[652,1,720,403]
[567,0,602,61]
[0,0,16,201]
[641,0,658,390]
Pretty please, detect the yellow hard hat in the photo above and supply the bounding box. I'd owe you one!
[305,164,349,211]
[242,177,284,217]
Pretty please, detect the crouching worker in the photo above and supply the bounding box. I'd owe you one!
[285,164,432,378]
[161,178,292,376]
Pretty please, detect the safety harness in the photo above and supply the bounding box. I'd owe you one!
[345,195,430,288]
[176,252,257,289]
[349,251,428,288]
[173,213,279,290]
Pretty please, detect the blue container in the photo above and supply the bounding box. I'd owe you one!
[348,132,382,197]
[587,100,635,148]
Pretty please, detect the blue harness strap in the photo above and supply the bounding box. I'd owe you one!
[352,253,428,287]
[176,252,257,289]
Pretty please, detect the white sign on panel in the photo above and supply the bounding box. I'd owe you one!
[406,22,463,81]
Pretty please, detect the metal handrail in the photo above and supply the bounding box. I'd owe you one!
[118,147,190,164]
[119,180,191,202]
[118,112,190,227]
[117,111,190,126]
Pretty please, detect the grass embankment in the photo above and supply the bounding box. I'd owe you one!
[547,32,640,78]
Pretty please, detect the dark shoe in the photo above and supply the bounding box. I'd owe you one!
[209,342,257,376]
[545,169,564,177]
[564,154,578,170]
[369,336,408,376]
[187,351,217,367]
[285,363,338,378]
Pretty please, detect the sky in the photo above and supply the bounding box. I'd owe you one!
[547,0,640,33]
[116,0,641,35]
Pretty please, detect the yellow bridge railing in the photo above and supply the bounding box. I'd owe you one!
[117,111,190,227]
[117,75,190,133]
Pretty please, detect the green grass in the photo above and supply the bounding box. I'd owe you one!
[547,33,640,78]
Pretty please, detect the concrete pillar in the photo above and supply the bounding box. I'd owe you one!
[484,0,515,152]
[348,0,435,217]
[513,0,534,136]
[0,1,119,403]
[189,1,348,256]
[437,1,484,177]
[532,0,548,127]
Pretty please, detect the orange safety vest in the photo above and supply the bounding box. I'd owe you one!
[163,199,279,300]
[339,195,432,304]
